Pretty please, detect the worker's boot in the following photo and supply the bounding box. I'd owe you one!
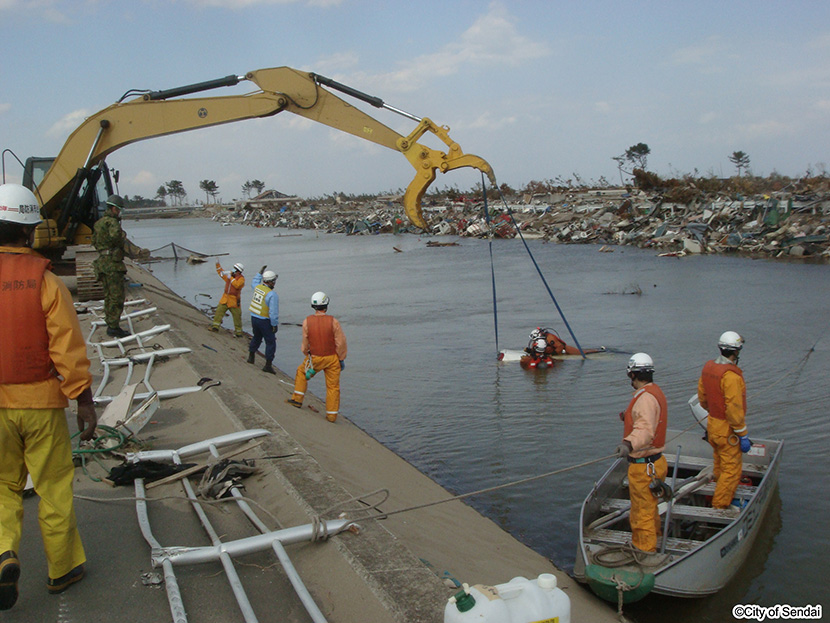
[0,551,20,611]
[106,326,130,338]
[46,564,85,595]
[262,361,276,375]
[247,352,255,364]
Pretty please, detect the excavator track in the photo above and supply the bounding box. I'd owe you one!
[74,246,105,302]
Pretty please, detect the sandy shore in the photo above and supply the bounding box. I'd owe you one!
[10,261,619,622]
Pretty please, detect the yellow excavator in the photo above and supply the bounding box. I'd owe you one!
[23,66,496,259]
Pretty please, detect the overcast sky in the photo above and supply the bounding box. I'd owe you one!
[2,1,828,203]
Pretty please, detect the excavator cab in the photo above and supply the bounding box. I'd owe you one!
[23,156,117,255]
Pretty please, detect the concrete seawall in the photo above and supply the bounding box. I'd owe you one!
[11,261,620,622]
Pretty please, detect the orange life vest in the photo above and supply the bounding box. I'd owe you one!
[623,383,667,452]
[700,360,745,420]
[544,332,567,355]
[307,314,336,356]
[0,253,54,384]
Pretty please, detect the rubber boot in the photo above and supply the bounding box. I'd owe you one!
[262,361,276,375]
[106,326,130,338]
[247,351,255,364]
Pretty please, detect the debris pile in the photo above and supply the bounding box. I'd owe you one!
[207,188,830,260]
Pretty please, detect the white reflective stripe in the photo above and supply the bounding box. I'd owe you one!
[733,425,748,434]
[326,411,338,415]
[294,390,305,396]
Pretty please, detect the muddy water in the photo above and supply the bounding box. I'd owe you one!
[126,218,830,621]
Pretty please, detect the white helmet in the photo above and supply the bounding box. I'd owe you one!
[532,337,548,354]
[233,263,244,273]
[627,352,654,374]
[0,183,42,225]
[718,331,744,351]
[529,328,543,341]
[262,270,277,282]
[311,291,329,308]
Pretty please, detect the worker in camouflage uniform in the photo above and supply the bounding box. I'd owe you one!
[92,195,129,338]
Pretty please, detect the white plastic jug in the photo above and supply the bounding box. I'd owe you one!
[444,574,571,623]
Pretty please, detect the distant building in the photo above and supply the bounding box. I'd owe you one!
[239,189,303,210]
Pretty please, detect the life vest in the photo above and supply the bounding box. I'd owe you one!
[249,283,271,317]
[520,355,554,370]
[700,360,745,421]
[623,383,667,452]
[544,331,568,355]
[307,314,336,356]
[0,253,54,384]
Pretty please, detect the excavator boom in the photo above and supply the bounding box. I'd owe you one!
[37,66,495,234]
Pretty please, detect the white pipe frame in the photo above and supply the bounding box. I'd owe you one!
[132,430,357,623]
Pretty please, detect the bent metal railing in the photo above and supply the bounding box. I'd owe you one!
[130,430,358,623]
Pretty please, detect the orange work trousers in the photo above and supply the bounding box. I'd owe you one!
[291,354,341,422]
[708,418,743,508]
[627,456,667,552]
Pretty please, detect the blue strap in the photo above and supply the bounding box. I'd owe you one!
[495,186,586,359]
[481,173,500,356]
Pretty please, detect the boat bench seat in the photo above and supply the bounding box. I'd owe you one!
[585,528,700,554]
[694,482,756,499]
[600,498,739,525]
[668,455,767,478]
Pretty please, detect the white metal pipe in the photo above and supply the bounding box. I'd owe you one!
[173,452,260,623]
[94,386,204,405]
[205,444,329,623]
[154,520,356,566]
[135,479,189,623]
[102,348,192,366]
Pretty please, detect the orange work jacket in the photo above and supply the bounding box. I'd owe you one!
[623,383,668,455]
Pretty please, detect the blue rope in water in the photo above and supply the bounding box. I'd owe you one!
[493,186,587,359]
[481,173,500,355]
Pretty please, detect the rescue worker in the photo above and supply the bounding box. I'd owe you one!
[0,184,97,610]
[287,292,347,423]
[247,266,279,374]
[520,335,556,369]
[615,352,668,553]
[210,261,245,336]
[91,194,129,338]
[536,327,583,356]
[698,331,751,515]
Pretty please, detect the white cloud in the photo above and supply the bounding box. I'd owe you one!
[0,103,10,114]
[455,112,517,131]
[737,119,791,140]
[47,109,92,138]
[815,100,830,111]
[310,52,360,73]
[341,3,550,93]
[128,170,158,190]
[0,0,70,22]
[807,32,830,49]
[593,102,611,114]
[185,0,342,7]
[670,36,735,74]
[698,112,718,124]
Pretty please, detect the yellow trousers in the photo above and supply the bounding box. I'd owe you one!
[708,419,743,508]
[627,456,667,552]
[291,354,341,422]
[212,304,243,335]
[0,408,86,579]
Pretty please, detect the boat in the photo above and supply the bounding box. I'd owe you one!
[573,425,783,602]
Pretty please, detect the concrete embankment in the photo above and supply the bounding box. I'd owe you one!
[13,261,619,623]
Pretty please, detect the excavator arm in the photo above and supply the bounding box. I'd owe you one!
[38,66,496,232]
